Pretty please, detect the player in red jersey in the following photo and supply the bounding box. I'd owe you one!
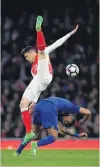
[20,16,79,144]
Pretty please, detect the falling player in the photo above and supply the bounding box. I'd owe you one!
[20,16,79,145]
[14,97,90,156]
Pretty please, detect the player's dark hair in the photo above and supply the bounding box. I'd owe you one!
[58,113,76,127]
[66,116,76,127]
[21,46,33,55]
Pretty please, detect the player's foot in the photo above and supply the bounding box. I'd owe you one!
[13,152,20,156]
[36,16,43,31]
[22,132,35,145]
[30,142,37,156]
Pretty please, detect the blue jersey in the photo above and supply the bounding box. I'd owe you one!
[33,97,80,130]
[41,97,80,114]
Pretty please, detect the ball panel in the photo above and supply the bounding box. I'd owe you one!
[69,66,76,72]
[66,69,70,76]
[66,64,79,77]
[71,72,77,76]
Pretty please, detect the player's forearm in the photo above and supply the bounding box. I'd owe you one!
[54,32,71,46]
[60,127,88,138]
[46,25,78,54]
[62,128,79,137]
[79,107,91,124]
[55,25,79,49]
[62,128,88,138]
[46,33,72,54]
[80,115,90,124]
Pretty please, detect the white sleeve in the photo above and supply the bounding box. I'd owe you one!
[45,32,72,54]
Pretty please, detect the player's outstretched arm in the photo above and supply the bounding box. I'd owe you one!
[79,107,91,125]
[46,25,79,54]
[61,127,88,138]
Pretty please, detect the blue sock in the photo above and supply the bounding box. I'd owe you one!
[16,138,32,154]
[37,135,56,147]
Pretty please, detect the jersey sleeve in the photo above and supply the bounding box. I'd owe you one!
[65,101,80,114]
[45,32,71,54]
[72,105,80,114]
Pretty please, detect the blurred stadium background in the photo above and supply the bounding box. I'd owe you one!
[1,0,99,140]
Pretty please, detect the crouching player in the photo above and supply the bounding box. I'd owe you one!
[14,97,90,156]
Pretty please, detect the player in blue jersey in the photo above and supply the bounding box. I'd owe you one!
[13,97,91,156]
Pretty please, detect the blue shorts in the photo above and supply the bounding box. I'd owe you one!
[33,101,58,130]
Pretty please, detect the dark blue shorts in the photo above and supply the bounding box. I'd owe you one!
[33,101,58,130]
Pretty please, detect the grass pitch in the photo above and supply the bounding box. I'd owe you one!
[1,149,99,166]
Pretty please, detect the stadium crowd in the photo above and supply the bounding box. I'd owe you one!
[1,0,99,138]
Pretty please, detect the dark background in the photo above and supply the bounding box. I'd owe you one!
[1,0,99,138]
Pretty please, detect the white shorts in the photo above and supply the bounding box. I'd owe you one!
[22,73,52,103]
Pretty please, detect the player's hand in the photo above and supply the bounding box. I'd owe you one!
[79,132,88,138]
[71,25,79,35]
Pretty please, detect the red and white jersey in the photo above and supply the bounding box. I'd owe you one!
[31,54,52,77]
[31,31,72,77]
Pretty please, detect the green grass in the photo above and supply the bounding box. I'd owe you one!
[1,149,99,166]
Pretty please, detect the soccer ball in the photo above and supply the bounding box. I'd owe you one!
[66,64,79,77]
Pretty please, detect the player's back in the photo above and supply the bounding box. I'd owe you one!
[42,97,67,107]
[41,97,80,114]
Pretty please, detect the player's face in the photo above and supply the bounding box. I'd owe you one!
[24,50,36,63]
[62,115,74,125]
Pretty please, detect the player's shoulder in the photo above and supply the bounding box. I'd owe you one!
[58,98,74,106]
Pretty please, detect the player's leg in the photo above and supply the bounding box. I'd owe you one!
[13,136,32,156]
[13,124,40,156]
[30,103,58,156]
[20,97,32,134]
[36,16,52,86]
[30,128,58,156]
[20,98,35,144]
[19,78,40,145]
[36,16,46,52]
